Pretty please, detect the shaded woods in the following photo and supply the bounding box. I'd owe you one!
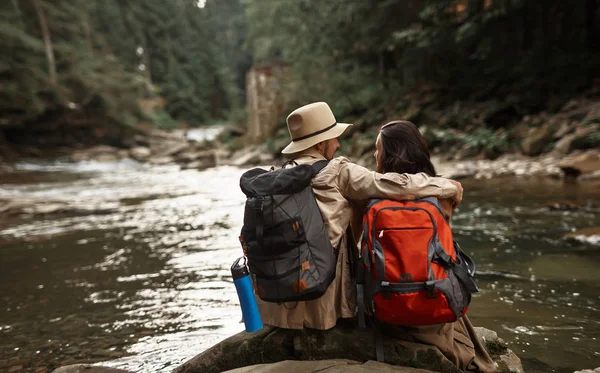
[0,0,599,159]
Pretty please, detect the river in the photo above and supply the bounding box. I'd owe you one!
[0,157,599,373]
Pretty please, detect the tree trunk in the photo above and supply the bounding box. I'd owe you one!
[32,0,57,85]
[141,31,153,86]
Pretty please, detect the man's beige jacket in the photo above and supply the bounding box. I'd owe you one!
[255,149,458,330]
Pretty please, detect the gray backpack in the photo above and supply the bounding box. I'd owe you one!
[239,160,337,302]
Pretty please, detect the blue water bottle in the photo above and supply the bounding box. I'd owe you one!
[231,256,263,332]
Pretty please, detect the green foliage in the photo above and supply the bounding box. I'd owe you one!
[152,111,179,130]
[1,0,599,147]
[0,0,149,129]
[246,0,600,118]
[461,128,513,155]
[0,0,250,133]
[429,128,514,157]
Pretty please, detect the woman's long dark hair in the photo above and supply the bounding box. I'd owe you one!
[378,120,437,177]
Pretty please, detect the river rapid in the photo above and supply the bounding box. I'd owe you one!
[0,157,599,373]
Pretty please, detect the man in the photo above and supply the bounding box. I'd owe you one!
[255,101,463,330]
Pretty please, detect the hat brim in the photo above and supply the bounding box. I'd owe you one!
[281,122,352,154]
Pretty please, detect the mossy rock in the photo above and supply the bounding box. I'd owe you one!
[174,322,523,373]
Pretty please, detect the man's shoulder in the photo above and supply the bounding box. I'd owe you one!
[327,156,351,166]
[313,156,364,187]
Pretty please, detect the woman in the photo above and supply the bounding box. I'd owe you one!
[372,120,496,373]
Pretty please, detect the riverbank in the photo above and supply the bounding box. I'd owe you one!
[2,92,599,183]
[2,127,599,183]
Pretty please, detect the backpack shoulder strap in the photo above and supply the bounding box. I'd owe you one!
[311,159,329,174]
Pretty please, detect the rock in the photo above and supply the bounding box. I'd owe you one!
[148,156,175,165]
[473,327,507,356]
[0,163,15,173]
[173,325,460,373]
[231,148,263,167]
[453,144,481,161]
[564,226,600,246]
[214,148,233,165]
[217,125,246,143]
[495,351,525,373]
[553,120,577,139]
[70,145,122,162]
[174,323,522,373]
[554,133,576,155]
[521,125,552,156]
[579,169,600,181]
[558,150,600,179]
[52,365,132,373]
[574,368,600,373]
[223,359,442,373]
[182,158,217,171]
[88,145,121,154]
[583,102,600,122]
[175,150,215,164]
[95,153,121,162]
[258,152,274,163]
[473,327,523,373]
[129,146,151,161]
[154,142,189,158]
[553,126,597,154]
[544,200,598,211]
[133,134,150,147]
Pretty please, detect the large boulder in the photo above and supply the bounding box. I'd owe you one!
[173,323,523,373]
[473,328,523,373]
[558,150,600,180]
[129,146,152,161]
[224,359,445,373]
[553,126,597,155]
[563,226,600,246]
[574,368,600,373]
[521,125,553,156]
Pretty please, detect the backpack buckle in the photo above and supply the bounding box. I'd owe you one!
[380,281,392,300]
[425,281,436,299]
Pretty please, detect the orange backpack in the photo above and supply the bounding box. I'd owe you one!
[357,197,479,327]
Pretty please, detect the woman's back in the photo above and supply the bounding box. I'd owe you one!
[371,120,495,372]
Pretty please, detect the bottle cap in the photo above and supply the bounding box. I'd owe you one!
[231,256,250,279]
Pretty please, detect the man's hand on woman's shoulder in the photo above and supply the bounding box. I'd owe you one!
[448,180,463,207]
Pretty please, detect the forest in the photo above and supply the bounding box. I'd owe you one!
[1,0,599,157]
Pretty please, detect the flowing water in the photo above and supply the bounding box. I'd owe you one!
[0,157,599,373]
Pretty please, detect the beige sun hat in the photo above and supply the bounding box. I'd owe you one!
[281,102,352,154]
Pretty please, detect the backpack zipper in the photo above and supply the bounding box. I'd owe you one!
[377,226,430,238]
